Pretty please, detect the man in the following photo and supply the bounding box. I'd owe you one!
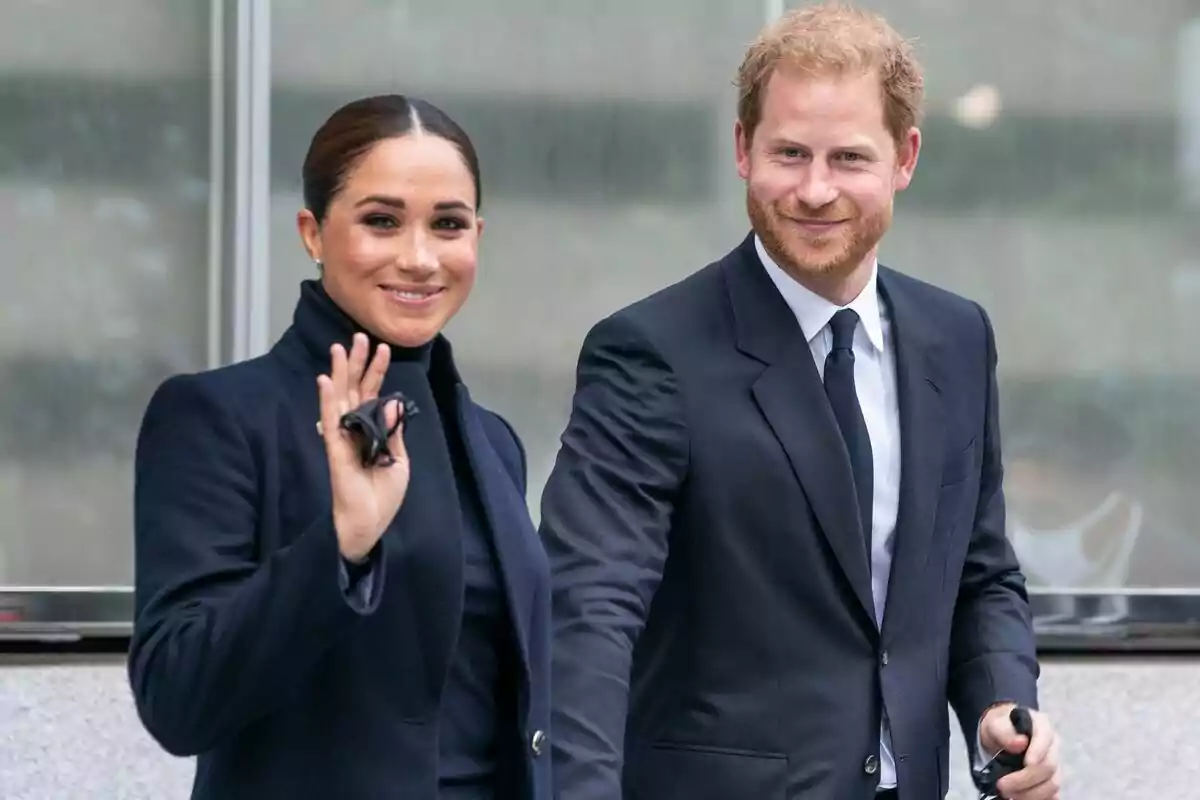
[540,4,1062,799]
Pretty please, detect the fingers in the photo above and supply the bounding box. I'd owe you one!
[321,336,391,468]
[345,333,369,409]
[329,343,349,418]
[980,704,1024,755]
[360,343,390,402]
[331,335,387,411]
[997,764,1060,800]
[316,374,342,456]
[1004,733,1029,755]
[996,715,1061,799]
[383,398,409,467]
[1022,713,1053,766]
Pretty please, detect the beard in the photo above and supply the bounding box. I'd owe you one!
[746,188,891,286]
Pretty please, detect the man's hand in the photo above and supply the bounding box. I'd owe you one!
[980,703,1062,799]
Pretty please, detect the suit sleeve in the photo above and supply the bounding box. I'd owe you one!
[947,304,1040,754]
[539,314,689,799]
[128,373,385,757]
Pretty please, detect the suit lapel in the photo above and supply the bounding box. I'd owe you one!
[725,236,876,626]
[878,270,946,642]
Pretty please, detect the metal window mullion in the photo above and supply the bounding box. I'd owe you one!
[230,0,272,363]
[206,0,226,368]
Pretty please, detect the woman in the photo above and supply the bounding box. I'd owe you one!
[128,95,550,799]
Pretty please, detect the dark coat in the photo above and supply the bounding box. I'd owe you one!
[129,283,552,799]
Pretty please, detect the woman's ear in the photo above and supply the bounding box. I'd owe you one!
[296,208,322,263]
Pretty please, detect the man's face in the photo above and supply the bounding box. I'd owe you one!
[735,67,919,291]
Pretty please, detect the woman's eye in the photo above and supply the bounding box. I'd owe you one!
[363,214,397,229]
[433,217,468,230]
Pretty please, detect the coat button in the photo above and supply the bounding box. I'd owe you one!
[864,754,879,775]
[881,650,889,667]
[531,730,547,757]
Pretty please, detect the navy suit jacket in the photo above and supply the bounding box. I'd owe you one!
[541,234,1039,800]
[129,307,552,799]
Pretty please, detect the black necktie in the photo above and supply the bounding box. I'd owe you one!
[823,309,873,563]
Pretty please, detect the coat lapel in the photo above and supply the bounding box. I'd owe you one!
[724,236,876,626]
[454,386,536,694]
[878,269,946,642]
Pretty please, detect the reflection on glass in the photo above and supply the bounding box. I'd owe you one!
[0,1,211,585]
[1004,398,1143,624]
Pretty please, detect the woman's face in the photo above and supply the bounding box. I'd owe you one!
[297,133,482,348]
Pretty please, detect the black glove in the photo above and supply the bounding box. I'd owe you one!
[338,391,419,468]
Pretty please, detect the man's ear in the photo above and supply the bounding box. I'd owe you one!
[893,127,921,192]
[735,119,752,181]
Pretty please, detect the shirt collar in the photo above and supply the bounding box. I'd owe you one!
[754,234,885,353]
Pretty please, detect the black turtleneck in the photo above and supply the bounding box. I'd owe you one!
[302,281,519,798]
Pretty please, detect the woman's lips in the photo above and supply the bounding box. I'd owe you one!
[381,285,445,309]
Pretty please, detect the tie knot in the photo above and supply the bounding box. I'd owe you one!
[829,308,860,351]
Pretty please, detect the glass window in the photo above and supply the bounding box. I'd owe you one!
[0,1,215,585]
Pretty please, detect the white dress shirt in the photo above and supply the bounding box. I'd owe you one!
[755,236,903,790]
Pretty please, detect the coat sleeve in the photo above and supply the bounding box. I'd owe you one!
[127,372,385,756]
[539,313,690,799]
[947,304,1040,757]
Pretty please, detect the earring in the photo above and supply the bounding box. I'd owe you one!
[314,259,323,274]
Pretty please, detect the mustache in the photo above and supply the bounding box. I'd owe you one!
[775,201,856,222]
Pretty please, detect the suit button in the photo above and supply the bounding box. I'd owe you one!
[881,650,889,667]
[531,730,547,757]
[864,755,879,775]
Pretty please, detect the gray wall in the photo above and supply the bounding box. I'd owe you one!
[1,657,1194,798]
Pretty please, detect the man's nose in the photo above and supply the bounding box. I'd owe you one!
[794,163,839,210]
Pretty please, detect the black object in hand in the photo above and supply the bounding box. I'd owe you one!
[338,391,419,468]
[974,706,1034,799]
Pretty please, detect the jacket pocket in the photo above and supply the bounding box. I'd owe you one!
[626,742,788,800]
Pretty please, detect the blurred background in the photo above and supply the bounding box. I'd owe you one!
[2,0,1199,797]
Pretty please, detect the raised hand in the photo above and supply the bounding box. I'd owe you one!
[317,332,410,562]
